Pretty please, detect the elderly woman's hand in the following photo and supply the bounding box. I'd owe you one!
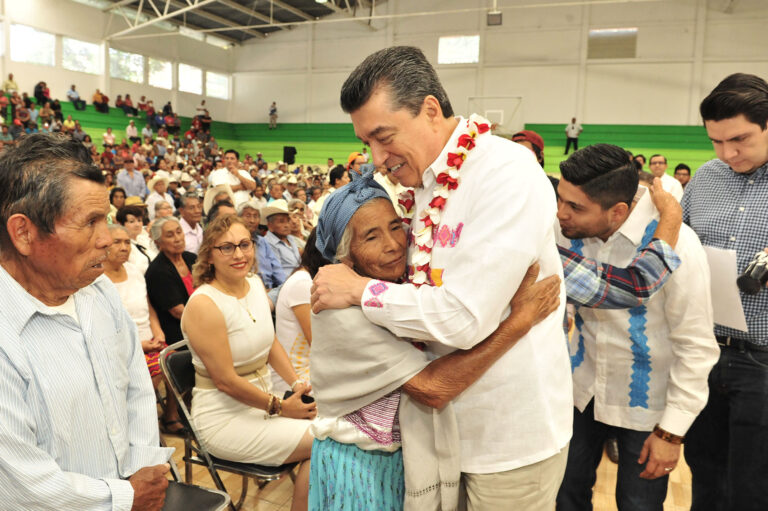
[508,263,561,330]
[311,264,371,313]
[281,388,317,420]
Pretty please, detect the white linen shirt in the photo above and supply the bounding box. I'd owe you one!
[209,167,255,207]
[360,117,573,474]
[660,173,684,202]
[558,188,719,436]
[0,268,172,510]
[180,217,203,255]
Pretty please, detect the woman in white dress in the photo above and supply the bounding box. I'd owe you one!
[181,214,316,511]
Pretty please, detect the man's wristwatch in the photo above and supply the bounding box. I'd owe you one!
[652,424,684,445]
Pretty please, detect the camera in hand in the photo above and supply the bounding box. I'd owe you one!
[737,251,768,295]
[283,390,315,404]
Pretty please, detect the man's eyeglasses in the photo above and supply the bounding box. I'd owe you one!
[214,240,253,256]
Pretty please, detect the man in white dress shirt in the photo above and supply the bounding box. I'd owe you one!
[0,133,172,510]
[312,46,572,510]
[649,154,684,201]
[555,144,719,510]
[208,149,255,207]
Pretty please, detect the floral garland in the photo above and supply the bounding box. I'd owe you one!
[397,114,491,286]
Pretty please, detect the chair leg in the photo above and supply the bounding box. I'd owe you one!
[184,440,193,485]
[230,476,248,511]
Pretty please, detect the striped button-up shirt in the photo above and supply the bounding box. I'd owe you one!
[0,266,172,510]
[682,159,768,344]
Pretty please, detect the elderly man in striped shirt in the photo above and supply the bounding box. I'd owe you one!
[0,134,172,510]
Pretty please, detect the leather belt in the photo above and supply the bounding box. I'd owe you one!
[716,335,768,353]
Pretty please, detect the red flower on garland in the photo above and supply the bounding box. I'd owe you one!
[474,122,490,134]
[457,133,476,150]
[398,197,415,212]
[421,214,434,228]
[436,173,459,190]
[446,152,465,169]
[429,196,447,209]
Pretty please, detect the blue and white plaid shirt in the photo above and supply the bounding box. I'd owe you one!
[682,159,768,344]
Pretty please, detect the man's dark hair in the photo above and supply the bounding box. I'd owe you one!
[299,228,330,278]
[207,200,235,223]
[649,154,667,164]
[700,73,768,128]
[340,46,454,118]
[224,149,240,160]
[0,133,104,252]
[634,154,646,165]
[674,163,691,174]
[116,205,145,225]
[559,144,639,209]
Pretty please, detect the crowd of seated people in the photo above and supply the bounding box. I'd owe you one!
[4,57,759,511]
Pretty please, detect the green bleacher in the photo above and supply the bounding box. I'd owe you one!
[524,123,717,175]
[56,98,718,172]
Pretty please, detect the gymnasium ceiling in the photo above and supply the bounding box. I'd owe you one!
[104,0,384,45]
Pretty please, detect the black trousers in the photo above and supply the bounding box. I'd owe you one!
[565,137,579,154]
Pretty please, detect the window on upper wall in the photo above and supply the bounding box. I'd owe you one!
[438,35,480,65]
[206,72,229,100]
[10,24,55,66]
[588,28,638,59]
[62,37,102,75]
[148,58,172,89]
[109,48,144,83]
[179,63,202,95]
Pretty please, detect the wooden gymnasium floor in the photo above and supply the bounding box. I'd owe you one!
[161,433,693,510]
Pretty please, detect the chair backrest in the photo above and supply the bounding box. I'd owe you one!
[159,341,195,432]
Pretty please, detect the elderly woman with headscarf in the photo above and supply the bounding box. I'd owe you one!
[308,171,561,511]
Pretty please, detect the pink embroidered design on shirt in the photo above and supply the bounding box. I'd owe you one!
[364,281,389,308]
[450,222,464,247]
[436,225,452,247]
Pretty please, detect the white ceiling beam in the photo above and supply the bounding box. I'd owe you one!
[167,0,266,38]
[270,0,313,21]
[324,0,377,31]
[215,0,274,24]
[107,0,218,39]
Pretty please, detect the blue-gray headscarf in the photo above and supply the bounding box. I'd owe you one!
[315,168,390,262]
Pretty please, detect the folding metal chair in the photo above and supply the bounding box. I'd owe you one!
[159,341,296,511]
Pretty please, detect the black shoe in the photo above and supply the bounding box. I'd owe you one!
[605,438,619,464]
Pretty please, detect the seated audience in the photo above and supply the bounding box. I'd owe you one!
[93,89,109,113]
[181,214,315,511]
[38,101,53,125]
[103,126,116,147]
[145,217,196,343]
[273,229,328,394]
[116,204,156,274]
[123,94,138,116]
[674,163,691,188]
[263,199,302,276]
[146,172,176,220]
[66,84,86,111]
[237,199,286,291]
[103,225,185,435]
[126,119,140,143]
[178,192,204,254]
